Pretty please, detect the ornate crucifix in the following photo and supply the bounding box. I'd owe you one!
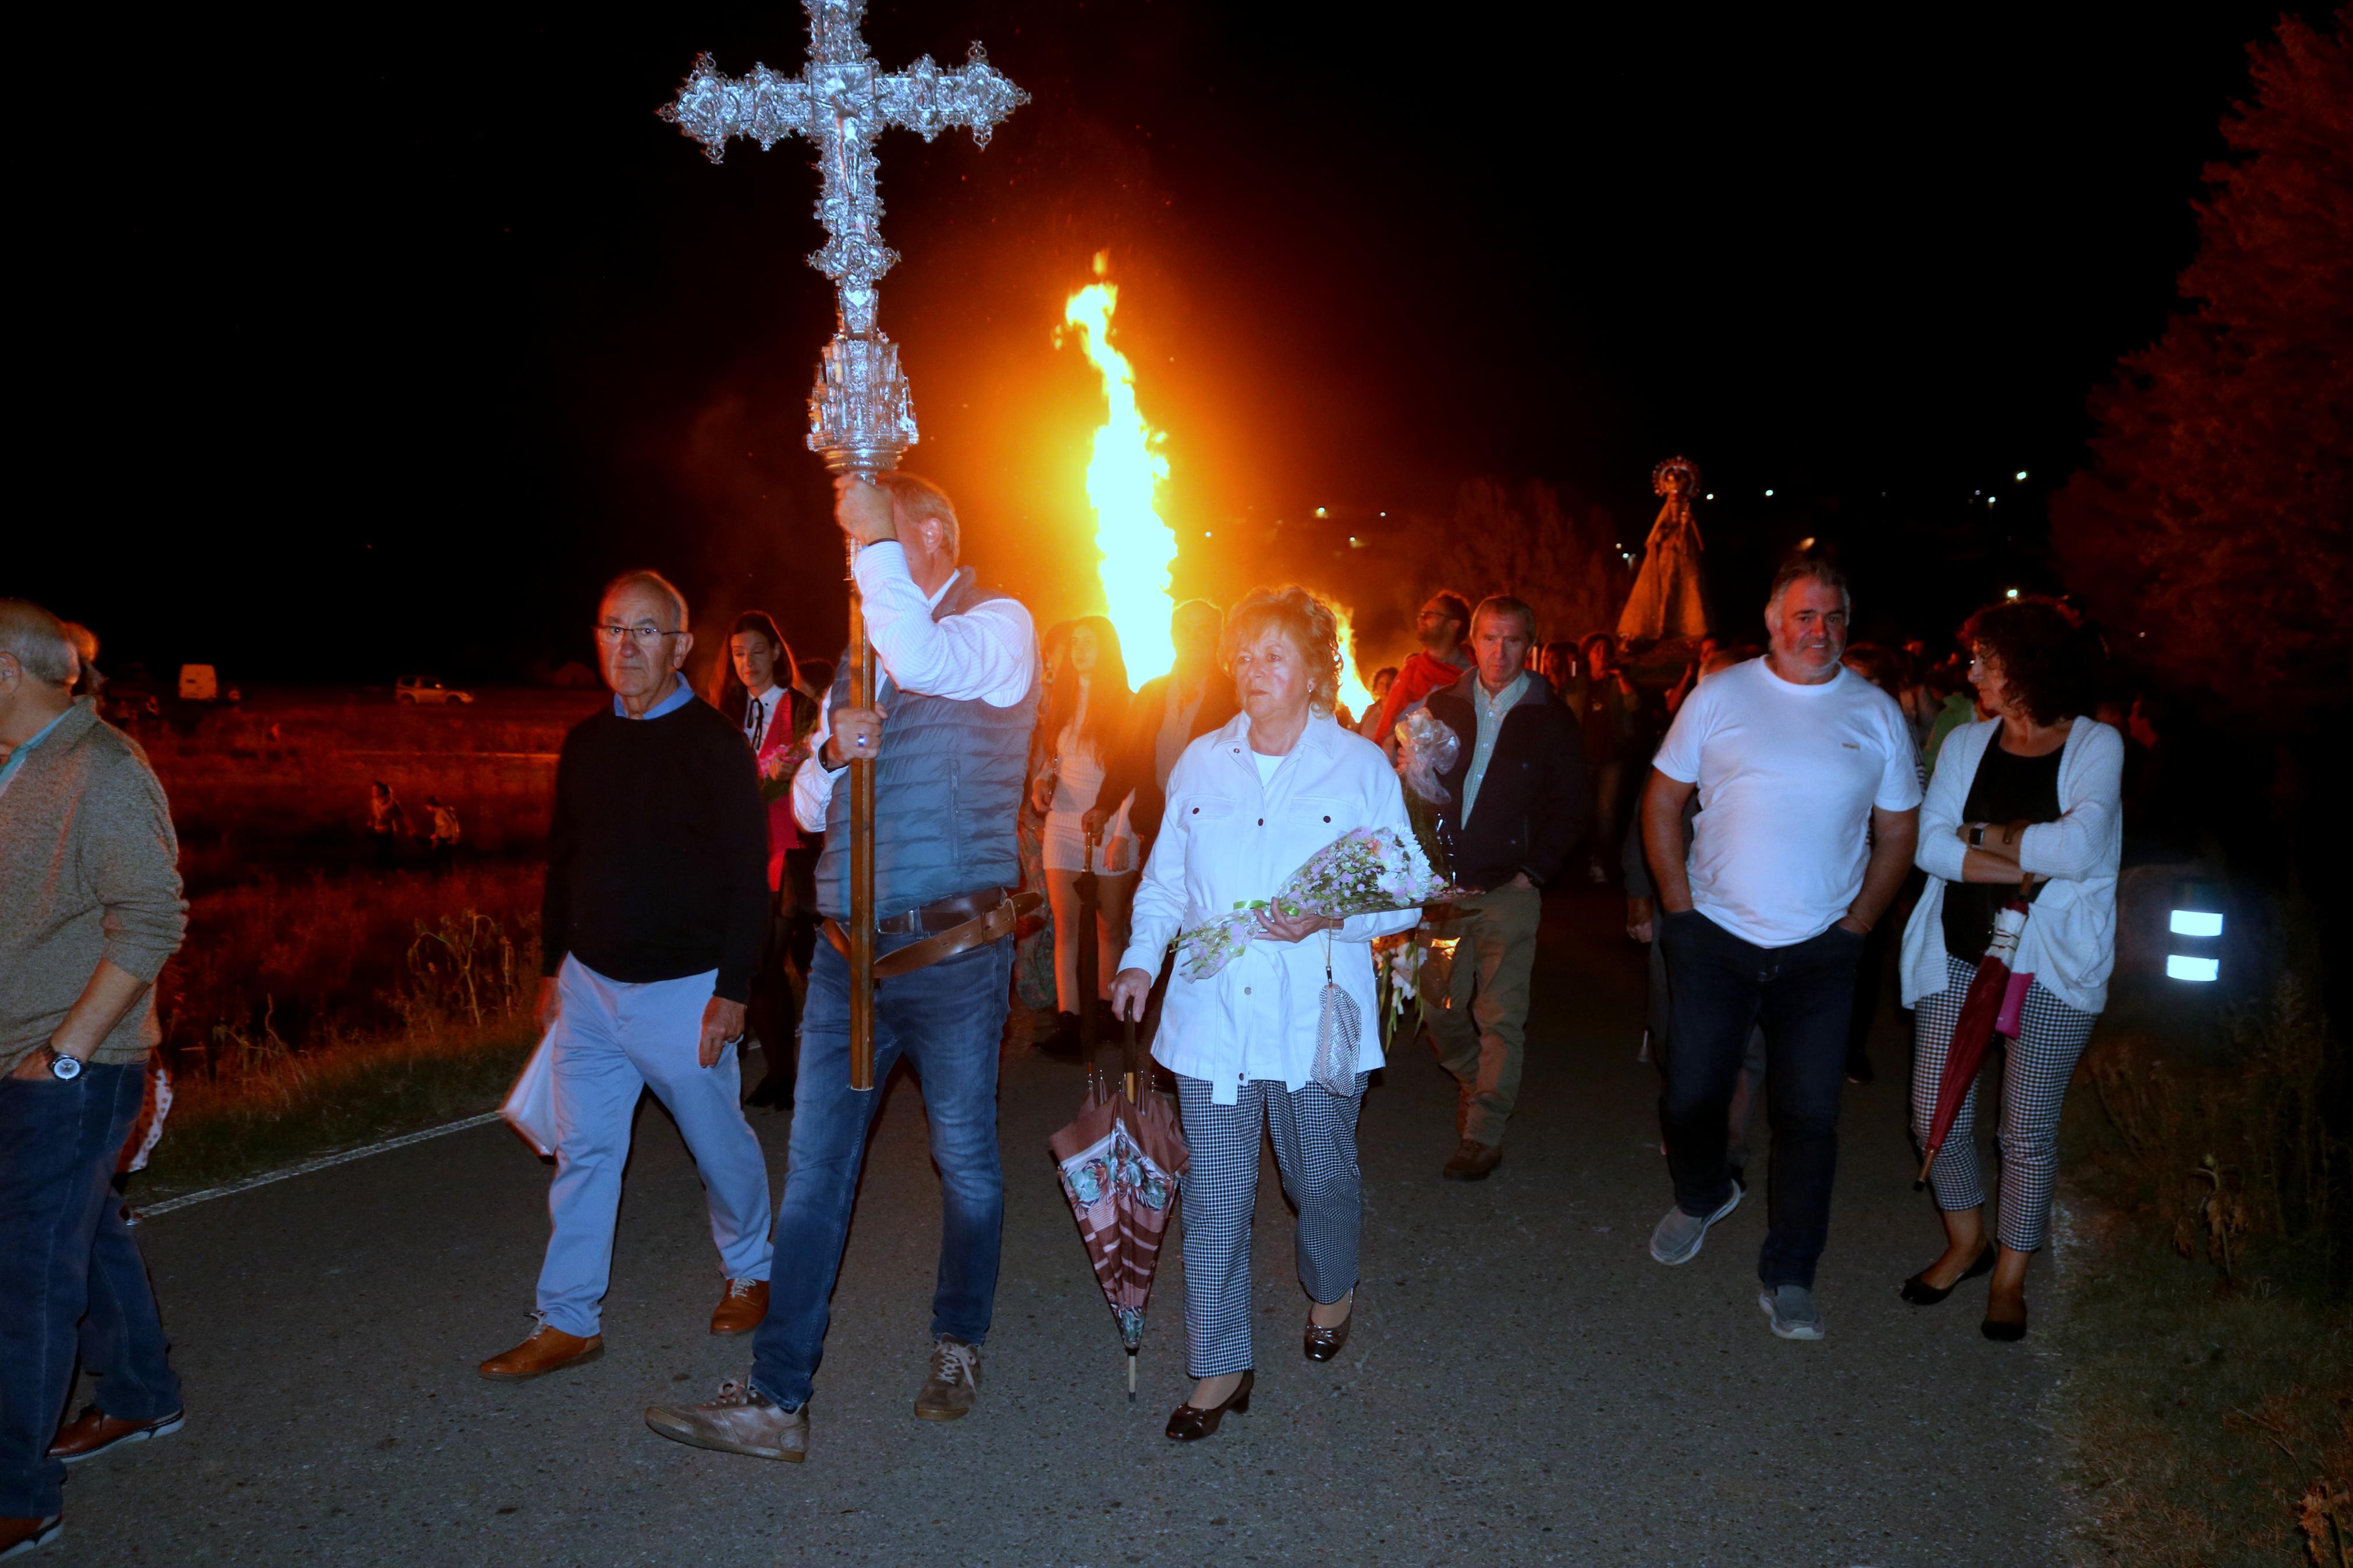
[661,1,1027,1089]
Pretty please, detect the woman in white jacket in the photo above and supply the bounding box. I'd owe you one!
[1110,586,1417,1441]
[1897,598,2120,1342]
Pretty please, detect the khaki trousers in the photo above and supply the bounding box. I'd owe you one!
[1419,882,1543,1147]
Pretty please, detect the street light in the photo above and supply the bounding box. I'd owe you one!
[2167,880,2224,982]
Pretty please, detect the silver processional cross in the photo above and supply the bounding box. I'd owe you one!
[659,0,1028,475]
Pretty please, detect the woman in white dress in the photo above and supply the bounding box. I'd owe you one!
[1029,616,1137,1041]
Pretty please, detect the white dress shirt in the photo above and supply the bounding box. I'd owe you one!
[1120,711,1419,1104]
[790,542,1036,833]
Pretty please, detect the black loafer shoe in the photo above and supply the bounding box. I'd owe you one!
[1165,1370,1252,1441]
[1981,1304,2029,1342]
[1899,1245,1996,1306]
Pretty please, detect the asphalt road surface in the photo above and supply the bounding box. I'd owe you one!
[56,892,2066,1565]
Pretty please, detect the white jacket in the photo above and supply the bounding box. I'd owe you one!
[1120,712,1421,1104]
[1900,717,2123,1015]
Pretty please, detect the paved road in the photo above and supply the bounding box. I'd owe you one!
[58,892,2065,1565]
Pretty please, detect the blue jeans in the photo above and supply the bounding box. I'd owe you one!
[1,1063,182,1517]
[1657,911,1864,1290]
[751,930,1013,1410]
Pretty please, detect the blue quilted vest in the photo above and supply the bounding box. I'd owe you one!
[815,568,1040,922]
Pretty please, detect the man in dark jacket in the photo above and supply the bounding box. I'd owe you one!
[1419,595,1589,1181]
[1089,598,1234,862]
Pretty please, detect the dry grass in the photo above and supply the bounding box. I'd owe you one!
[2058,933,2353,1567]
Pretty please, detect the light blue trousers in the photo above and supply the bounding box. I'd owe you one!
[535,957,773,1336]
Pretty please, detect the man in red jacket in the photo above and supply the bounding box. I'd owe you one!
[1371,591,1473,751]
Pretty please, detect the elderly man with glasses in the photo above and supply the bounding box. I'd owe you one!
[477,569,776,1381]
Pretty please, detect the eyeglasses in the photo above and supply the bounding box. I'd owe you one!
[592,624,683,646]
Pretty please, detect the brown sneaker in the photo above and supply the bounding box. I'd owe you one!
[711,1278,768,1336]
[48,1405,184,1464]
[477,1322,604,1381]
[644,1379,807,1462]
[1,1515,62,1557]
[913,1336,981,1421]
[1442,1139,1503,1182]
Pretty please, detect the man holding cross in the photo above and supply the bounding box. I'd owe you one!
[646,474,1039,1463]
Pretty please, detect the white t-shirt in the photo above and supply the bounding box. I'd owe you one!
[1651,658,1923,948]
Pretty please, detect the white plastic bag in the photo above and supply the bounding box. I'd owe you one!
[501,1029,559,1157]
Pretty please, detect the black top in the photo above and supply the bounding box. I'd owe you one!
[1424,673,1593,893]
[1942,739,2064,958]
[540,695,769,1001]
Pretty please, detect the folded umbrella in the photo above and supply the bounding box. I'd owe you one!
[1049,1017,1188,1398]
[1917,891,2033,1187]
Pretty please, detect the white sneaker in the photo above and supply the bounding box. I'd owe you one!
[1759,1284,1826,1340]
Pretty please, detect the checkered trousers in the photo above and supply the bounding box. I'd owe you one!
[1173,1073,1367,1379]
[1911,954,2099,1252]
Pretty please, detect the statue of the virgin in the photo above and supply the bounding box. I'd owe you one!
[1617,455,1711,645]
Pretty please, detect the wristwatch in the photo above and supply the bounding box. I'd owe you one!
[1968,824,1987,848]
[42,1046,82,1082]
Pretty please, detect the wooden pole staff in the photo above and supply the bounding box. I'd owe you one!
[847,561,877,1093]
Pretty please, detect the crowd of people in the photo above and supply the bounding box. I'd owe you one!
[0,470,2129,1542]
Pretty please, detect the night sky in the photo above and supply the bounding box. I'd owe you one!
[29,2,2327,684]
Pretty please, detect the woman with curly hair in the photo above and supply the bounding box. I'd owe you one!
[1896,596,2120,1342]
[1109,586,1417,1440]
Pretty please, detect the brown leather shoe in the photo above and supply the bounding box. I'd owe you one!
[644,1379,807,1462]
[477,1323,603,1381]
[48,1405,184,1464]
[1165,1370,1253,1441]
[1,1515,62,1557]
[1442,1139,1503,1182]
[913,1336,981,1421]
[711,1278,768,1336]
[1304,1298,1354,1363]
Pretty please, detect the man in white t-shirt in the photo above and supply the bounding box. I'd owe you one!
[1637,559,1920,1342]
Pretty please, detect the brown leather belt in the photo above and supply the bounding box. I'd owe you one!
[824,888,1042,982]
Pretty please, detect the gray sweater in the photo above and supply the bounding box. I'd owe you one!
[0,701,187,1075]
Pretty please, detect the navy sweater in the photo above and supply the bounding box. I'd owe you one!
[540,697,768,1001]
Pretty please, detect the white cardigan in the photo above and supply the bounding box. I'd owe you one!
[1119,712,1421,1104]
[1899,717,2124,1015]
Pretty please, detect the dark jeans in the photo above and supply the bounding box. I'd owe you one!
[750,929,1014,1411]
[1,1062,182,1517]
[1657,910,1864,1290]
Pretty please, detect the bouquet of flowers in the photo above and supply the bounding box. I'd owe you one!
[1176,825,1457,982]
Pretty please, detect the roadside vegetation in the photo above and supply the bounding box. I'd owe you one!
[2057,908,2351,1567]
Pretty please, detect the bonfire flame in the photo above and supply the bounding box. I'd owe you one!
[1061,252,1177,681]
[1327,602,1376,721]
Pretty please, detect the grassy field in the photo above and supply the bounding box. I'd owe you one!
[121,687,573,1199]
[2055,943,2352,1567]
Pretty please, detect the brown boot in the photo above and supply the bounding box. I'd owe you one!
[48,1405,184,1464]
[1442,1139,1503,1182]
[644,1379,808,1462]
[711,1278,768,1336]
[477,1322,604,1381]
[0,1516,62,1556]
[913,1336,981,1421]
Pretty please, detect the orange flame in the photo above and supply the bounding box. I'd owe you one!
[1327,601,1376,720]
[1060,252,1176,681]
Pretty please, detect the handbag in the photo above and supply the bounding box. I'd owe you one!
[1309,933,1363,1097]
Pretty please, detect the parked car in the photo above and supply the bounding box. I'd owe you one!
[396,676,475,706]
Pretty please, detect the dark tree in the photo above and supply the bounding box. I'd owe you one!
[2052,8,2352,723]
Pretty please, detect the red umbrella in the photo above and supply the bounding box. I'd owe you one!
[1917,890,2034,1187]
[1049,1016,1188,1398]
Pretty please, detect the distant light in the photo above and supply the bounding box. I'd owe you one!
[2167,955,2221,983]
[1378,510,1387,517]
[2004,588,2020,599]
[1347,536,1362,547]
[1202,530,1213,539]
[2170,910,2224,938]
[1798,536,1815,549]
[2015,470,2028,482]
[1764,489,1774,497]
[1705,492,1715,500]
[1315,506,1329,518]
[1988,497,1997,507]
